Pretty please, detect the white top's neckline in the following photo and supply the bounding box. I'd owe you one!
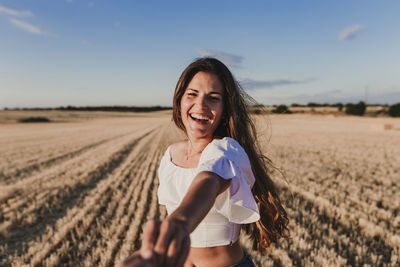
[167,146,197,170]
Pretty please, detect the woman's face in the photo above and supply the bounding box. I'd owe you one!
[180,71,224,140]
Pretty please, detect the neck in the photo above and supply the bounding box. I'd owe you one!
[186,136,213,159]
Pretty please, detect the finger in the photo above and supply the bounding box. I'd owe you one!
[117,251,155,267]
[154,220,174,265]
[120,252,141,266]
[165,238,181,266]
[174,235,191,267]
[140,249,155,261]
[140,220,160,254]
[154,220,174,252]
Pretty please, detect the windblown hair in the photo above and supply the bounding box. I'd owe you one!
[172,57,289,252]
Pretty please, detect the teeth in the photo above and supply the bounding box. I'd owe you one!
[190,114,208,121]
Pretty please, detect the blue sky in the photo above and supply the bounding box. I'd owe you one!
[1,0,399,108]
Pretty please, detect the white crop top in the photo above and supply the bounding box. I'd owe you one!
[157,137,260,247]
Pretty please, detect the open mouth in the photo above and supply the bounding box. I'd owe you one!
[189,113,210,123]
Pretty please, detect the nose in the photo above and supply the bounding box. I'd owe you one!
[195,94,209,110]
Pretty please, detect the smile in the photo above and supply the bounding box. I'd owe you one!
[189,113,210,122]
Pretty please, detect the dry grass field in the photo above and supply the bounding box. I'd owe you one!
[0,111,399,266]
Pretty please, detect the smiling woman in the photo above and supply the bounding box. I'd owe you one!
[117,58,289,267]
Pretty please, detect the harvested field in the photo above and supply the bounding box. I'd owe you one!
[1,112,399,266]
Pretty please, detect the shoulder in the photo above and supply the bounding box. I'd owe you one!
[169,140,187,161]
[198,137,256,187]
[200,137,249,166]
[170,140,187,150]
[208,137,246,157]
[216,137,243,150]
[159,141,185,176]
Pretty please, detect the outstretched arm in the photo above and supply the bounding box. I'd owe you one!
[116,171,231,267]
[154,171,231,266]
[170,171,231,232]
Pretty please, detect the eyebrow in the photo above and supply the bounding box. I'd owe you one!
[187,88,223,95]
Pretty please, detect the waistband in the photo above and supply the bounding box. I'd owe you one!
[227,251,255,267]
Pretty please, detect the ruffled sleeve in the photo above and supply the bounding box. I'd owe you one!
[197,137,260,224]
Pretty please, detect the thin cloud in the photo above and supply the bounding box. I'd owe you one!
[338,24,365,41]
[88,2,95,7]
[81,39,95,46]
[299,90,342,100]
[240,78,315,90]
[196,48,244,68]
[9,18,45,35]
[0,4,33,17]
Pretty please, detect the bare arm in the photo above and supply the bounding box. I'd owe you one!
[169,171,231,232]
[154,171,231,266]
[115,172,231,267]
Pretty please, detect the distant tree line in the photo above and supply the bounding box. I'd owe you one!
[18,117,51,123]
[4,105,172,112]
[250,102,400,117]
[389,103,400,117]
[344,101,366,116]
[272,105,292,114]
[290,102,346,108]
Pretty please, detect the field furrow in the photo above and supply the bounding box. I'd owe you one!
[273,182,396,265]
[1,127,158,263]
[0,121,141,178]
[50,126,166,267]
[0,133,129,184]
[0,129,149,234]
[114,128,173,263]
[0,126,152,204]
[98,148,163,266]
[6,125,165,266]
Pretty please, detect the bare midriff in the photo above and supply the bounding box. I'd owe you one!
[183,240,244,267]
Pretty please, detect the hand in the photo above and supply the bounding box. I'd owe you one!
[153,217,191,267]
[116,220,159,267]
[115,219,191,267]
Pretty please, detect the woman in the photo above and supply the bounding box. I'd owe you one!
[118,57,289,267]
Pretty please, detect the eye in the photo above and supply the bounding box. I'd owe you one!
[185,91,197,97]
[209,95,221,101]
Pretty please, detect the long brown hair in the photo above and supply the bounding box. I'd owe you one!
[172,57,289,252]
